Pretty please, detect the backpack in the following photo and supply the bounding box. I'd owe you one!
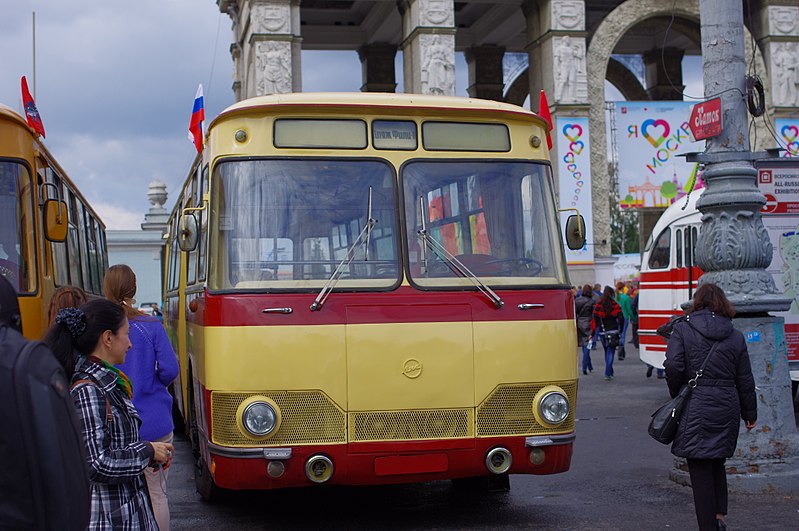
[0,324,90,530]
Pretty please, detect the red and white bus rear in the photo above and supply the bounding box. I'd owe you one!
[638,189,798,396]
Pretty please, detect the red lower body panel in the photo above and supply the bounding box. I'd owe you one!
[209,436,573,490]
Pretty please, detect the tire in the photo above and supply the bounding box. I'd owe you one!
[452,474,510,492]
[792,380,798,399]
[195,452,223,501]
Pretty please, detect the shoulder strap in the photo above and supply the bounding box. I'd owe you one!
[71,378,112,423]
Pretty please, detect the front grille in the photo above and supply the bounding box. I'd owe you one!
[349,408,473,442]
[476,382,577,437]
[211,390,346,446]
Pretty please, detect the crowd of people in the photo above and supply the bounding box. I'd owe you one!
[3,264,177,531]
[573,280,652,380]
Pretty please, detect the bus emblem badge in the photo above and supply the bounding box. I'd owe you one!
[402,359,423,379]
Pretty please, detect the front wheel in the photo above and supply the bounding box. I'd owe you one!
[195,453,223,502]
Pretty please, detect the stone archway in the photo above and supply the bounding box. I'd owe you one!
[586,0,770,258]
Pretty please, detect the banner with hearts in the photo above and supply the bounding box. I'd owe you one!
[556,116,594,264]
[613,102,703,208]
[776,118,799,158]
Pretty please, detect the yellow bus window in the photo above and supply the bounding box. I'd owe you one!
[0,161,34,293]
[372,120,417,150]
[274,119,367,149]
[422,122,510,152]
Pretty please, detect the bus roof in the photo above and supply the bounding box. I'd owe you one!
[0,103,35,131]
[649,188,704,238]
[211,92,547,130]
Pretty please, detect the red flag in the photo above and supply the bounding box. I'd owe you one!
[538,90,552,150]
[188,84,204,153]
[20,76,45,138]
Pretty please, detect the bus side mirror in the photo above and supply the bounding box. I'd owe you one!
[565,214,586,251]
[44,199,68,242]
[178,212,199,252]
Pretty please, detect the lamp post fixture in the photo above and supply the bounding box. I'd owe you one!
[672,0,799,494]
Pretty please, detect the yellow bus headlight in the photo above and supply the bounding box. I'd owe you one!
[533,386,570,426]
[236,396,281,438]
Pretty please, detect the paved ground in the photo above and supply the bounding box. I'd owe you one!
[168,342,799,530]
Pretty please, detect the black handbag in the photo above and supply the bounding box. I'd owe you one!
[656,314,687,340]
[648,340,720,444]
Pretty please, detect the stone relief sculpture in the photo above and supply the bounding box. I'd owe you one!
[421,35,455,95]
[256,41,291,95]
[254,4,289,33]
[772,42,799,106]
[554,36,586,103]
[768,6,798,36]
[420,0,453,26]
[552,0,584,31]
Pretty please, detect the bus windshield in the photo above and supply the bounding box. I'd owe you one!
[0,160,32,293]
[211,158,400,290]
[402,160,566,287]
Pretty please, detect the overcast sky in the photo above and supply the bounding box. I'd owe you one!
[1,2,700,230]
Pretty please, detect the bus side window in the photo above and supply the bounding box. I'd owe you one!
[690,226,698,266]
[675,228,683,268]
[648,227,670,270]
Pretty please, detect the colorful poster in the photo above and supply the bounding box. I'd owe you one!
[763,215,799,361]
[613,101,704,208]
[775,118,799,158]
[555,116,594,264]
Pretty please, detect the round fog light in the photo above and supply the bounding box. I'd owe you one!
[243,401,278,436]
[305,455,334,483]
[485,447,512,474]
[529,448,546,465]
[267,461,286,478]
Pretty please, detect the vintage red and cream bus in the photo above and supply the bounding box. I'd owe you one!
[164,93,585,499]
[0,104,108,339]
[638,186,799,395]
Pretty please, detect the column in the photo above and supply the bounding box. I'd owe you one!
[398,0,456,95]
[765,5,799,113]
[220,0,302,100]
[643,48,684,101]
[358,43,398,93]
[464,45,505,101]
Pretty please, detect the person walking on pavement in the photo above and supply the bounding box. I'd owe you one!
[592,286,624,380]
[104,264,179,531]
[615,281,633,360]
[575,284,594,375]
[590,283,602,350]
[664,283,757,531]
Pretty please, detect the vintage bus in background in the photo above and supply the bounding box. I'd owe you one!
[638,185,799,397]
[0,104,108,339]
[164,93,585,499]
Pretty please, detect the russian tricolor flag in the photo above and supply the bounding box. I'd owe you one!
[188,84,204,153]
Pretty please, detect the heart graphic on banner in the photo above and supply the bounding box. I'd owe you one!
[782,125,799,142]
[641,118,670,148]
[563,152,575,164]
[563,124,583,142]
[569,141,584,155]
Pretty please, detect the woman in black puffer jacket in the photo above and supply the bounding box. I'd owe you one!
[664,283,757,531]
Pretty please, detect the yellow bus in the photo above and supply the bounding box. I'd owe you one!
[0,104,108,339]
[165,93,585,499]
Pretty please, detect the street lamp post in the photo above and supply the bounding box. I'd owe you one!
[672,0,799,493]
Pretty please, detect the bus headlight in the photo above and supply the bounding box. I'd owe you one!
[533,386,570,426]
[236,396,281,438]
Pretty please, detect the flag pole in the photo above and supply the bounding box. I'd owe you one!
[32,11,36,99]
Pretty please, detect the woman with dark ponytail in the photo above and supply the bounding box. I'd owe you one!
[45,299,173,531]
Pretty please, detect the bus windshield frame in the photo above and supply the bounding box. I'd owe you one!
[402,159,567,288]
[209,157,401,292]
[0,158,35,294]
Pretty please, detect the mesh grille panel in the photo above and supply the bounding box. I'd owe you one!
[350,409,473,442]
[476,382,577,437]
[211,391,346,446]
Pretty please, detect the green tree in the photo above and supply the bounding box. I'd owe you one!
[610,201,640,255]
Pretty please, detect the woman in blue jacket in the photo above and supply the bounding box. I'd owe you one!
[664,283,757,531]
[104,264,179,531]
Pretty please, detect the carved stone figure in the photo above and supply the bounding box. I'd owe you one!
[256,41,291,95]
[254,4,289,33]
[421,35,454,95]
[552,0,584,31]
[554,37,585,102]
[772,42,799,106]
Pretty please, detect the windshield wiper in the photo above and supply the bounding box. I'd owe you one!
[310,187,376,311]
[416,228,504,310]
